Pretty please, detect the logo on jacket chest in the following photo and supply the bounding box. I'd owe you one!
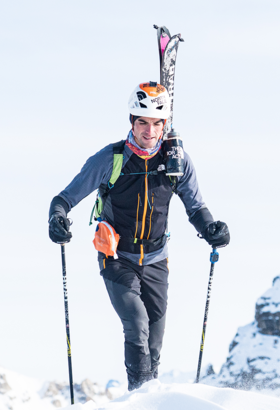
[157,164,166,171]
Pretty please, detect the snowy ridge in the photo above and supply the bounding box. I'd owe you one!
[203,276,280,391]
[0,366,120,409]
[256,276,280,314]
[1,366,280,410]
[204,322,280,390]
[62,379,280,410]
[255,276,280,331]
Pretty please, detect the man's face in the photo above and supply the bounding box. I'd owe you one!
[133,117,164,149]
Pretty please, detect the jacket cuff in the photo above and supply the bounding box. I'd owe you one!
[49,196,70,220]
[189,207,214,234]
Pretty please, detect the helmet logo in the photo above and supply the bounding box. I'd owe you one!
[151,96,167,106]
[140,83,165,96]
[156,84,165,93]
[136,91,146,101]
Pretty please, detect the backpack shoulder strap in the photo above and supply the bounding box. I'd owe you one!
[112,140,126,154]
[89,140,126,225]
[169,175,178,193]
[109,140,126,187]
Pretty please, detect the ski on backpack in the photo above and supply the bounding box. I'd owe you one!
[153,25,184,137]
[154,25,185,176]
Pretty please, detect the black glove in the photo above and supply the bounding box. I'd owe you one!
[49,196,72,244]
[202,221,230,248]
[49,214,72,244]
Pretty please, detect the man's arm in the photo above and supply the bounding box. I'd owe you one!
[48,143,115,243]
[176,151,214,231]
[57,144,116,211]
[175,151,230,247]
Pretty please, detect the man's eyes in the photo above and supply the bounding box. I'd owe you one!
[139,122,162,126]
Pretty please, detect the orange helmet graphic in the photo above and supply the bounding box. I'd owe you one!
[128,81,170,119]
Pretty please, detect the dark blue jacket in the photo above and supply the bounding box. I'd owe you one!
[58,140,212,265]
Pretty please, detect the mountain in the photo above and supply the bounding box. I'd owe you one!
[1,366,280,410]
[203,276,280,392]
[0,367,123,409]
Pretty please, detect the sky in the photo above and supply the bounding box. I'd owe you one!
[1,0,280,386]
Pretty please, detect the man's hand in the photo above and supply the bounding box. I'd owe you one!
[202,221,230,248]
[49,214,72,244]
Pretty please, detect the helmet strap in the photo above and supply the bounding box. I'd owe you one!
[131,115,134,131]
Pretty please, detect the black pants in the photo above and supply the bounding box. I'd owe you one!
[99,255,169,390]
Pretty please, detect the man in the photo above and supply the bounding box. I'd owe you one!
[49,82,230,391]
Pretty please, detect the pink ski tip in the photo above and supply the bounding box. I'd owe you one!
[160,34,170,56]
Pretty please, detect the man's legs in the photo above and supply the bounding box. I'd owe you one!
[140,258,169,378]
[99,256,168,390]
[103,276,155,390]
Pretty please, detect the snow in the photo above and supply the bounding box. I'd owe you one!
[200,276,280,390]
[0,366,52,410]
[158,368,196,384]
[0,366,111,409]
[256,276,280,314]
[221,321,280,379]
[3,272,280,410]
[62,379,280,410]
[2,364,280,410]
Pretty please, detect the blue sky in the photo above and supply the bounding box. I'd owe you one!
[1,0,280,385]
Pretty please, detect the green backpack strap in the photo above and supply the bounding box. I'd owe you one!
[89,191,104,225]
[109,154,123,186]
[89,140,126,225]
[108,140,126,187]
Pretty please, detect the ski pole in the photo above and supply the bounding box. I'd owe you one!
[60,244,74,404]
[195,247,219,383]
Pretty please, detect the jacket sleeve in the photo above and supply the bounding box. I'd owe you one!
[176,151,214,232]
[55,144,115,212]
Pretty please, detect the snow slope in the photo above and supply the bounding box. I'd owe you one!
[203,276,280,390]
[2,365,280,410]
[62,379,280,410]
[0,366,112,409]
[206,321,280,390]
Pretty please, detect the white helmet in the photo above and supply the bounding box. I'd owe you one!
[128,81,170,119]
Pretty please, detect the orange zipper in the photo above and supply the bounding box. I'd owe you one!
[147,193,154,240]
[140,160,148,240]
[139,160,148,265]
[134,193,140,238]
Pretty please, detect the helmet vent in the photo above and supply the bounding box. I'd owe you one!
[140,102,147,108]
[137,91,146,101]
[156,105,163,110]
[149,81,157,87]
